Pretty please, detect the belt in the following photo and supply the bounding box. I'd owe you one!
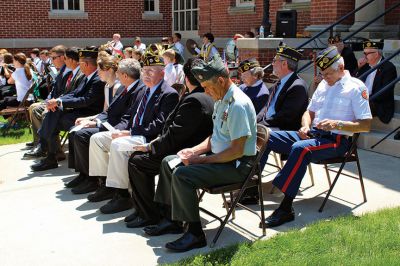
[309,128,349,140]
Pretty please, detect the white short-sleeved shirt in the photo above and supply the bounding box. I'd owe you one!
[11,68,33,102]
[308,71,372,136]
[134,43,146,53]
[164,63,177,86]
[211,84,257,155]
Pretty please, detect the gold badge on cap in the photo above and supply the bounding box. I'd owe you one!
[244,65,249,71]
[366,42,371,47]
[279,47,284,53]
[322,57,329,64]
[79,52,82,57]
[198,75,203,80]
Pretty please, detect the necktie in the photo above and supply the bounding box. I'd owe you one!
[133,88,150,127]
[264,80,280,119]
[65,72,73,92]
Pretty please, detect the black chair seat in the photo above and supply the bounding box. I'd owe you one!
[316,153,357,164]
[204,176,259,194]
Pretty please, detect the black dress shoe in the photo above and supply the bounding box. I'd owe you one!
[124,210,139,223]
[65,173,87,188]
[165,232,207,252]
[263,208,295,228]
[31,157,58,172]
[26,141,35,147]
[394,131,400,140]
[144,218,184,236]
[99,194,133,214]
[87,186,116,202]
[24,145,46,158]
[71,179,99,194]
[126,216,157,228]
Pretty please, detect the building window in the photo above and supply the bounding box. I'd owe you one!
[144,0,159,13]
[173,0,198,32]
[51,0,84,11]
[236,0,255,7]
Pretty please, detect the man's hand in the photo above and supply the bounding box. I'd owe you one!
[177,148,196,166]
[82,120,96,128]
[75,117,87,125]
[46,99,58,112]
[316,119,337,131]
[298,126,311,140]
[358,57,367,68]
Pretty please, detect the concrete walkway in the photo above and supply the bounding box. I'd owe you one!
[0,143,399,266]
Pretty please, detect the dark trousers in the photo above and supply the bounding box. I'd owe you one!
[260,130,350,198]
[0,96,18,111]
[128,153,163,221]
[38,109,77,155]
[70,127,100,174]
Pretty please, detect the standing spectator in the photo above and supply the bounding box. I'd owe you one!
[193,33,219,62]
[172,33,184,56]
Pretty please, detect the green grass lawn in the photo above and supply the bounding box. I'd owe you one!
[174,207,400,265]
[0,117,32,146]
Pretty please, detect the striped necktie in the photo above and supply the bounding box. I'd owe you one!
[264,80,280,119]
[133,88,150,127]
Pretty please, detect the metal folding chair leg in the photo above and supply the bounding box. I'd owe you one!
[318,161,346,212]
[355,150,367,202]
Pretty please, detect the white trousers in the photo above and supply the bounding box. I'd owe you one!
[89,132,142,189]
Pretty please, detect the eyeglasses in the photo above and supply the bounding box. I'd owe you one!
[364,51,377,56]
[51,55,62,60]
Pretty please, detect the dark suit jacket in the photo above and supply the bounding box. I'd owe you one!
[97,80,146,130]
[342,46,358,77]
[48,64,69,99]
[356,58,397,124]
[60,71,105,116]
[257,73,308,130]
[63,68,85,95]
[129,80,179,142]
[150,87,214,159]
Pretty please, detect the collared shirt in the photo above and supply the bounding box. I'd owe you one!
[126,79,139,92]
[164,63,177,86]
[266,72,293,118]
[173,41,185,55]
[211,83,257,155]
[364,57,382,95]
[308,70,372,136]
[134,43,146,53]
[71,66,80,79]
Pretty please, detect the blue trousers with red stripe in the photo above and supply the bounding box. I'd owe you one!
[260,130,350,199]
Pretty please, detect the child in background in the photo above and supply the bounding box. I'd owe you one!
[162,49,177,87]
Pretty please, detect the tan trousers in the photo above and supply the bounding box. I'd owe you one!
[28,102,47,144]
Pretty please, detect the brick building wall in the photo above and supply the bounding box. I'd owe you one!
[309,0,354,26]
[0,0,172,39]
[385,0,400,25]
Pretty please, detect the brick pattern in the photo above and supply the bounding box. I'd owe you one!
[385,0,400,25]
[310,0,355,26]
[0,0,172,39]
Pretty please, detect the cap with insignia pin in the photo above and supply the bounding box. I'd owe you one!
[142,43,165,67]
[328,34,342,45]
[78,46,99,59]
[238,58,260,74]
[315,46,342,70]
[363,39,384,50]
[191,55,227,82]
[275,44,303,62]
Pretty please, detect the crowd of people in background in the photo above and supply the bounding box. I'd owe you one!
[0,30,398,252]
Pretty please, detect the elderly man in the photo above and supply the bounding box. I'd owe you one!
[149,56,257,252]
[356,40,397,124]
[238,58,269,113]
[328,35,357,76]
[66,58,145,192]
[31,48,105,171]
[124,58,214,228]
[259,47,372,228]
[87,48,179,214]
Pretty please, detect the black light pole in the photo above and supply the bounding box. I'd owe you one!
[262,0,272,35]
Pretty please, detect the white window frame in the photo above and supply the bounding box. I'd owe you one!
[144,0,160,14]
[50,0,85,12]
[236,0,255,7]
[172,0,199,38]
[291,0,310,3]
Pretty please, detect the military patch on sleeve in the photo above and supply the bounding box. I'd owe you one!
[361,89,368,100]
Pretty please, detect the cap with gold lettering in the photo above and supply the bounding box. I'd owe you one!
[78,47,99,59]
[276,44,302,62]
[238,58,260,74]
[316,46,341,70]
[363,39,384,50]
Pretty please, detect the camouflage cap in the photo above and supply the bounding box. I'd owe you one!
[191,55,227,82]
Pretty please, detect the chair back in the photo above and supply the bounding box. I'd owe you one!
[344,133,360,157]
[255,124,270,164]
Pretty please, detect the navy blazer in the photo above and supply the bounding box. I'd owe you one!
[257,73,309,131]
[356,58,397,124]
[150,86,214,159]
[60,71,105,116]
[49,64,69,99]
[98,80,146,130]
[240,81,269,114]
[129,80,179,142]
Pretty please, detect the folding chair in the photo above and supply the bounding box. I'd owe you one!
[0,84,35,136]
[198,124,270,247]
[60,131,69,149]
[316,133,367,212]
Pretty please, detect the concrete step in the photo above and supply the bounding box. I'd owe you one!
[395,95,400,113]
[358,130,400,158]
[371,113,400,132]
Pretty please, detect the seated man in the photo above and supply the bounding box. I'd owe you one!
[148,56,257,252]
[31,48,105,171]
[356,39,397,124]
[124,58,214,228]
[328,34,358,76]
[238,58,269,114]
[25,46,85,158]
[257,44,309,130]
[66,58,145,191]
[259,47,372,228]
[87,48,179,214]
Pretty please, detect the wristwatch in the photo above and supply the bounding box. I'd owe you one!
[56,99,61,107]
[336,121,344,130]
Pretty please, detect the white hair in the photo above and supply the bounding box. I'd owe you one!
[330,56,344,71]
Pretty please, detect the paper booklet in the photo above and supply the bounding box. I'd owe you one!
[69,124,84,133]
[116,135,146,152]
[102,121,117,132]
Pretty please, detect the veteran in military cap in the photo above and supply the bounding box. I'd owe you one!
[152,56,257,252]
[238,58,269,113]
[258,46,372,228]
[328,34,357,76]
[356,39,397,124]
